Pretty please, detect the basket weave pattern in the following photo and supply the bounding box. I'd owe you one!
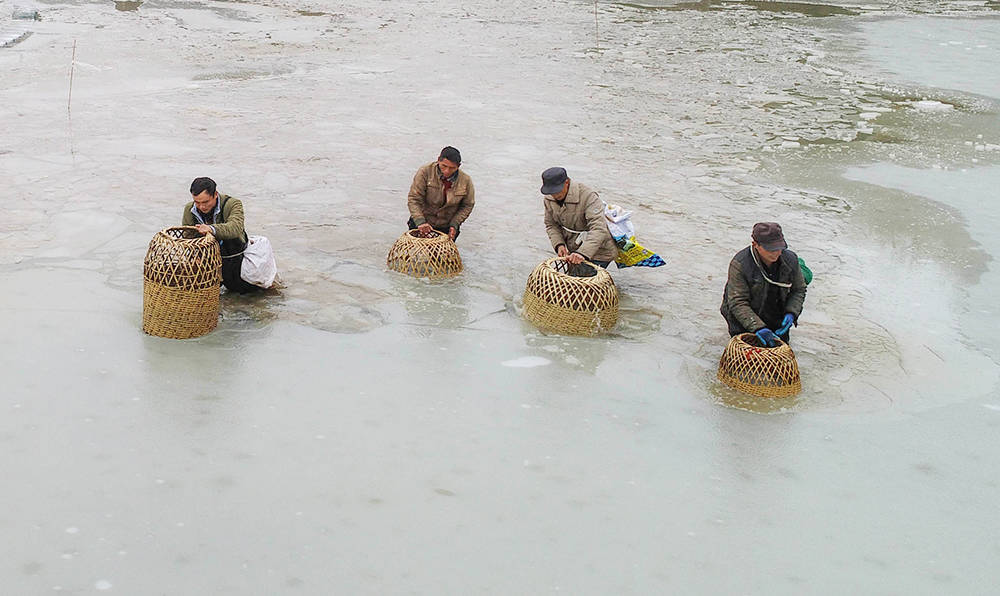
[143,227,222,339]
[717,333,802,398]
[386,229,463,279]
[522,258,619,336]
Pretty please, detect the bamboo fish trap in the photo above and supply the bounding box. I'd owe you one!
[717,333,802,398]
[522,257,619,336]
[142,226,222,339]
[386,229,463,279]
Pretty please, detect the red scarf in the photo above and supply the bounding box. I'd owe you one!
[440,175,453,201]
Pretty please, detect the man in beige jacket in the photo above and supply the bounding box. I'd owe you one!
[406,146,475,241]
[540,167,618,268]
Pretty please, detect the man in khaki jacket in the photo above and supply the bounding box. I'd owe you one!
[407,146,475,241]
[540,167,618,267]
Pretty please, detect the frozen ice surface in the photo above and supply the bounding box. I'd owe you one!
[501,356,552,368]
[858,16,1000,100]
[0,0,999,594]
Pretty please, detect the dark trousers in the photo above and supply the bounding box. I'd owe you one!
[407,217,459,241]
[221,253,261,294]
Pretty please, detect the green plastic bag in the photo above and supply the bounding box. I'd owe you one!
[798,257,813,285]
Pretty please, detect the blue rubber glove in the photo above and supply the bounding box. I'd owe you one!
[775,313,795,336]
[755,328,779,347]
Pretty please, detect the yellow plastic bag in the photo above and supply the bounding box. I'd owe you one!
[615,237,665,268]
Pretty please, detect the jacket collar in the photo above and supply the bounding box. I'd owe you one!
[544,180,580,204]
[748,245,794,285]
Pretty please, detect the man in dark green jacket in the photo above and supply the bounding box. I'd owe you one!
[720,222,806,346]
[182,177,259,294]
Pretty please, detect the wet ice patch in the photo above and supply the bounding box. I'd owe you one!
[859,17,1000,99]
[501,356,551,368]
[310,304,385,333]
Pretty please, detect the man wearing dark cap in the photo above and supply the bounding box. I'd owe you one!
[407,146,475,241]
[720,222,807,346]
[540,167,618,267]
[182,177,260,294]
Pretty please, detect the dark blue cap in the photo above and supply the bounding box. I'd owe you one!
[540,167,568,195]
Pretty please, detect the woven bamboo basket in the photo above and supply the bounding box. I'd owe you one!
[142,226,222,339]
[523,257,619,336]
[386,229,463,279]
[717,333,802,398]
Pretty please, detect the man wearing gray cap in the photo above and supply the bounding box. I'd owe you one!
[720,222,807,346]
[539,167,618,267]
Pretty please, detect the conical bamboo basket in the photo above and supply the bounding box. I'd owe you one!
[717,333,802,398]
[142,226,222,339]
[386,229,463,279]
[523,257,619,336]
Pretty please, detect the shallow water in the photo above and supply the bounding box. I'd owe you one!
[1,0,999,593]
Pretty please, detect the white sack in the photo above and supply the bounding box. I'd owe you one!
[603,203,635,240]
[240,235,278,289]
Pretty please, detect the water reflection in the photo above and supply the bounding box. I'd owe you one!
[712,382,800,414]
[140,291,276,380]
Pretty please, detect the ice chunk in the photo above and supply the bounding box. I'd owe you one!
[912,100,953,112]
